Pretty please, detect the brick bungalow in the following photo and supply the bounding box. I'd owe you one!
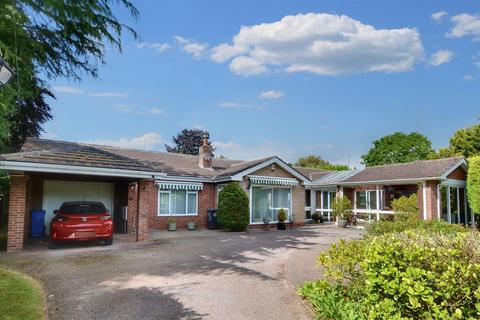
[0,137,471,252]
[306,157,472,225]
[0,136,309,251]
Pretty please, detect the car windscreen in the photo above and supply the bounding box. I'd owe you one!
[59,203,106,215]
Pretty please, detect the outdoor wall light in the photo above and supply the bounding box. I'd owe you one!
[0,56,14,87]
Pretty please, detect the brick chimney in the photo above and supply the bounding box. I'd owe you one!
[199,133,213,168]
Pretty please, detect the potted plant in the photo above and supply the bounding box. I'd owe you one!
[262,216,271,230]
[277,209,287,230]
[187,220,196,231]
[167,217,177,231]
[311,212,322,224]
[331,197,352,228]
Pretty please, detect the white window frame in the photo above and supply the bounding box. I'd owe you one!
[216,183,228,206]
[249,185,292,224]
[157,189,198,216]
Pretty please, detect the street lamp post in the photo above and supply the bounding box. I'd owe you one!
[0,56,15,87]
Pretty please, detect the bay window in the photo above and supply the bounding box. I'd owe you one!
[158,189,198,216]
[251,186,291,223]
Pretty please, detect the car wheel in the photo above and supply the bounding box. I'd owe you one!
[104,239,113,246]
[48,242,59,249]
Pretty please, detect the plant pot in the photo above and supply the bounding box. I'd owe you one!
[187,221,196,230]
[168,222,177,231]
[277,222,286,230]
[337,219,348,228]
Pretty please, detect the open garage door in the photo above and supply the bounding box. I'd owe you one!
[43,181,114,234]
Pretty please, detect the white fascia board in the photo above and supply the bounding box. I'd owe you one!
[442,179,467,187]
[0,161,164,179]
[440,158,468,179]
[230,157,308,183]
[338,177,442,186]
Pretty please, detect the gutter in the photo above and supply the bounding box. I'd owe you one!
[0,160,165,179]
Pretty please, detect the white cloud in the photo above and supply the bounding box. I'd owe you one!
[112,104,165,115]
[431,11,448,22]
[463,74,475,81]
[213,140,297,162]
[192,124,204,129]
[448,13,480,40]
[259,90,284,99]
[53,86,127,98]
[86,133,165,150]
[210,13,424,76]
[229,56,268,75]
[53,86,83,94]
[174,36,209,59]
[218,101,267,110]
[429,49,454,66]
[137,42,172,53]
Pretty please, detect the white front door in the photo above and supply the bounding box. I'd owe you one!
[43,181,114,234]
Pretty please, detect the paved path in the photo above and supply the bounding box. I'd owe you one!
[0,225,362,320]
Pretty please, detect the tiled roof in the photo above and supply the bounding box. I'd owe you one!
[293,166,331,181]
[0,138,299,180]
[342,157,465,184]
[2,139,156,172]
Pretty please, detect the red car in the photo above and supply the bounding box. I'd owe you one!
[50,201,113,248]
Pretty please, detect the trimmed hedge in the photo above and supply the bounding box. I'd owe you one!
[300,221,477,320]
[467,156,480,214]
[217,182,249,231]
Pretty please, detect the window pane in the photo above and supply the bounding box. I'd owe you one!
[369,191,377,210]
[440,186,448,222]
[187,192,197,214]
[171,190,186,215]
[329,192,336,208]
[356,191,367,209]
[159,192,169,215]
[252,187,271,223]
[322,192,329,209]
[450,187,459,224]
[273,188,291,220]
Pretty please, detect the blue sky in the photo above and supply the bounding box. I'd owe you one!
[44,0,480,167]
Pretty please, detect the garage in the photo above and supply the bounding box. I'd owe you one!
[42,180,114,234]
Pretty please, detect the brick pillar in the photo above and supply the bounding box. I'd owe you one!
[7,175,29,252]
[127,182,138,237]
[137,179,155,242]
[417,181,439,221]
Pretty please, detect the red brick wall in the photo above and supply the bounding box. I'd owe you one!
[137,179,154,241]
[417,181,439,221]
[149,183,215,230]
[7,175,29,252]
[127,182,138,235]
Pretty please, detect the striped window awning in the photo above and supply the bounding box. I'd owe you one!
[249,175,299,186]
[157,181,203,191]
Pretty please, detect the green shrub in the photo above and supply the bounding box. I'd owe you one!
[332,197,352,220]
[277,208,287,222]
[361,231,480,319]
[217,182,249,231]
[467,156,480,214]
[366,218,467,237]
[392,194,419,222]
[301,227,480,320]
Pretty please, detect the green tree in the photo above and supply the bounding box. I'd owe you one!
[0,0,138,146]
[362,132,433,167]
[447,124,480,158]
[467,156,480,214]
[217,182,249,231]
[295,155,349,171]
[165,129,213,155]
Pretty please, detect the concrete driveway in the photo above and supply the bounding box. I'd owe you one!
[0,225,362,320]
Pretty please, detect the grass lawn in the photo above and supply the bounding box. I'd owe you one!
[0,267,45,320]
